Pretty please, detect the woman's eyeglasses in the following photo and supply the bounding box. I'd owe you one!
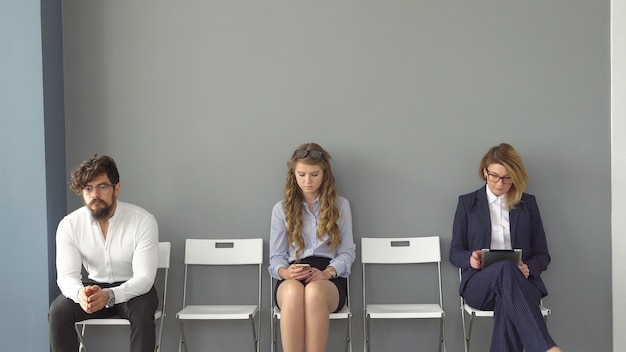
[293,149,324,160]
[486,168,512,184]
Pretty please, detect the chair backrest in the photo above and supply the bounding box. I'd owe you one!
[184,238,263,265]
[158,242,171,268]
[361,236,441,264]
[361,236,443,307]
[182,238,263,307]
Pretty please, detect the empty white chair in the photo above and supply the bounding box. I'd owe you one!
[74,241,171,352]
[361,236,446,352]
[176,238,263,352]
[458,268,551,352]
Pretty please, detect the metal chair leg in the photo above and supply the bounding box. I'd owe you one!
[178,320,188,352]
[364,315,370,352]
[345,315,352,352]
[74,324,89,352]
[465,313,476,352]
[271,315,277,352]
[249,315,259,352]
[438,318,445,352]
[460,306,469,352]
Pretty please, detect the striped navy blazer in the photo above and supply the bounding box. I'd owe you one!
[449,185,551,297]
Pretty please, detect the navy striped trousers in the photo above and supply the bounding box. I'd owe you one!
[462,261,557,352]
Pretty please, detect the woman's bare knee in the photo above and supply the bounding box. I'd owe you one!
[277,280,305,308]
[303,281,339,312]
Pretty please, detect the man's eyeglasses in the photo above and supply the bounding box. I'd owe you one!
[82,183,116,193]
[486,169,512,184]
[293,149,324,160]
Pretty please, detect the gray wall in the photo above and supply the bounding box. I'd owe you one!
[61,1,611,351]
[1,0,65,350]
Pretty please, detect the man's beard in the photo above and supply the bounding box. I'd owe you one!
[88,198,115,221]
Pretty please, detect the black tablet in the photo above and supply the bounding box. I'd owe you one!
[481,248,522,269]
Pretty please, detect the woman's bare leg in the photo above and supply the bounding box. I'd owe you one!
[277,280,306,352]
[304,280,340,352]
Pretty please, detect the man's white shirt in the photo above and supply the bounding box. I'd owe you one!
[56,201,159,303]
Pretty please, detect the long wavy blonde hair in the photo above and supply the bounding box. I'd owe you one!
[479,143,529,209]
[283,143,341,261]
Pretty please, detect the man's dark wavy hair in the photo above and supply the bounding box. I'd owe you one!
[68,155,120,194]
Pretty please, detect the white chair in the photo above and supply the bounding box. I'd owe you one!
[74,241,171,352]
[270,276,352,352]
[176,238,263,352]
[361,236,446,352]
[458,268,551,352]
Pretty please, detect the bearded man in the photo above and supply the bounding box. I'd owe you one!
[49,155,159,352]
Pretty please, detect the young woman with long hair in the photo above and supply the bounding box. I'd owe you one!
[268,143,355,352]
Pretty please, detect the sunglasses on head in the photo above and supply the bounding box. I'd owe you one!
[293,149,324,160]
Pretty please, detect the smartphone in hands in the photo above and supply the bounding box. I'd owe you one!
[295,263,311,269]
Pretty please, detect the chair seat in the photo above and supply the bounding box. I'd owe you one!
[365,304,444,319]
[272,304,351,320]
[76,310,163,326]
[177,304,258,320]
[462,304,495,317]
[463,303,551,317]
[330,305,352,319]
